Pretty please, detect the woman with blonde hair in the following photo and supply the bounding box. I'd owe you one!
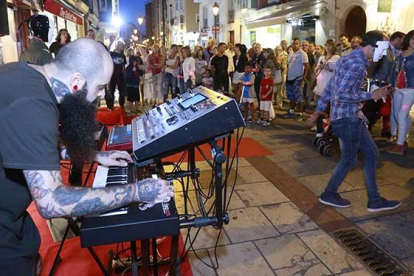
[274,45,288,109]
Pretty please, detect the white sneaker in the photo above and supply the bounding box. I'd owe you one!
[262,121,270,126]
[257,119,263,124]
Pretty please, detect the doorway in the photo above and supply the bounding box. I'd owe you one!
[344,6,367,38]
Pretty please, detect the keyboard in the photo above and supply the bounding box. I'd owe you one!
[80,164,179,248]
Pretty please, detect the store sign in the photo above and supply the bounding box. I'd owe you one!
[44,0,83,25]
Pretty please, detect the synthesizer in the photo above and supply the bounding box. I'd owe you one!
[80,164,179,248]
[106,125,133,151]
[132,86,245,165]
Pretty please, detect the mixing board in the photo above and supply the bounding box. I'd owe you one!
[131,86,245,165]
[107,125,132,151]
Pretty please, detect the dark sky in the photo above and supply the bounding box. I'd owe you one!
[120,0,146,35]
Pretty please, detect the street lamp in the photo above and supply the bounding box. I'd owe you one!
[212,2,219,41]
[137,16,144,26]
[133,29,138,34]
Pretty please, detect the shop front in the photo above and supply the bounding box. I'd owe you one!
[247,24,282,48]
[44,0,84,42]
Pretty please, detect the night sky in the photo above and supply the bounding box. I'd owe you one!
[120,0,146,35]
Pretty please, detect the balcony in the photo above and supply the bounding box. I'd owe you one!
[228,10,235,23]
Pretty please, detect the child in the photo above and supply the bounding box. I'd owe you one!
[239,62,256,122]
[202,69,214,89]
[125,55,143,113]
[258,66,274,126]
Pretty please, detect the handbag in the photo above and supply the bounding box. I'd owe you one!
[273,69,282,84]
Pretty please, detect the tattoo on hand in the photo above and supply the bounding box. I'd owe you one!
[97,151,116,158]
[137,179,161,202]
[51,77,71,97]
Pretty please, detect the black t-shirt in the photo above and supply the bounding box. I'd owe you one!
[0,62,60,265]
[211,55,228,76]
[111,51,126,76]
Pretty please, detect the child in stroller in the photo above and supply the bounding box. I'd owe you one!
[312,103,334,156]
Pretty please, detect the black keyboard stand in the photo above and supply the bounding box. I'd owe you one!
[49,217,110,276]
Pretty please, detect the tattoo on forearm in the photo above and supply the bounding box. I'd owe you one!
[137,179,161,202]
[50,77,71,97]
[24,170,143,218]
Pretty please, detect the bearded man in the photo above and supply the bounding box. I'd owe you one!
[0,38,173,275]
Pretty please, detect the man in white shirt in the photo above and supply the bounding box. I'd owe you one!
[283,38,309,120]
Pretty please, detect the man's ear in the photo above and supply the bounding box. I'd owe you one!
[69,73,86,92]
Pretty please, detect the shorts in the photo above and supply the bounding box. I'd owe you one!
[232,71,244,84]
[260,101,272,112]
[242,97,255,103]
[286,78,303,103]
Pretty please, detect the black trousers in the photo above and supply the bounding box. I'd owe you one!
[254,72,263,105]
[213,74,229,93]
[106,74,126,109]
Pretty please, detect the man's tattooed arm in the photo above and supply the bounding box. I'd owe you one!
[22,170,168,219]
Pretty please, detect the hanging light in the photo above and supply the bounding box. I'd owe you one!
[138,16,144,26]
[212,2,219,17]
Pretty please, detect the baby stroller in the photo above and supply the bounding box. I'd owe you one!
[312,103,335,156]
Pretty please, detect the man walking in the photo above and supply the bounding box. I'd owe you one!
[308,30,401,212]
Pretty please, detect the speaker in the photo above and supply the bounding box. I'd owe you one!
[0,0,10,36]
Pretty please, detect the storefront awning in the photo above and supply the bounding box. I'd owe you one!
[246,0,325,29]
[44,0,83,25]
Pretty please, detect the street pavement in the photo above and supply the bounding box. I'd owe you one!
[176,108,414,276]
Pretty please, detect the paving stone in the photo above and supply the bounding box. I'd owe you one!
[267,148,297,163]
[296,173,356,196]
[261,138,305,150]
[344,163,409,188]
[254,234,331,275]
[337,185,414,222]
[209,242,274,276]
[277,157,336,177]
[243,129,273,141]
[235,182,290,207]
[236,166,269,184]
[298,229,365,274]
[188,249,217,276]
[224,207,279,243]
[181,226,231,250]
[260,202,318,234]
[356,212,414,260]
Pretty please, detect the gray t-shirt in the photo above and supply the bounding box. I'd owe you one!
[287,49,309,80]
[0,62,59,272]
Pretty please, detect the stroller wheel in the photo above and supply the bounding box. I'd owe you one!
[313,137,320,147]
[317,138,327,148]
[318,144,325,155]
[323,145,333,156]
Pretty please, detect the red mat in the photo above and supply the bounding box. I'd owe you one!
[28,164,193,276]
[162,137,272,163]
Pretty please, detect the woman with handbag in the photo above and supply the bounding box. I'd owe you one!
[313,41,340,105]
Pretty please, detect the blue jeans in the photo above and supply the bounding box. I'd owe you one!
[164,73,177,101]
[325,117,380,202]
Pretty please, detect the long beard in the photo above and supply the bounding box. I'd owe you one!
[59,89,98,168]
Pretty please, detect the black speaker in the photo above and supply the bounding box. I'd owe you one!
[0,0,9,36]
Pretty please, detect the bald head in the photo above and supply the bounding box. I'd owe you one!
[48,38,113,102]
[53,38,112,79]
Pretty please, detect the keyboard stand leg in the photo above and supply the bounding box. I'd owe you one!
[49,220,71,275]
[130,241,139,276]
[141,239,150,276]
[169,235,179,276]
[68,218,109,275]
[152,238,158,276]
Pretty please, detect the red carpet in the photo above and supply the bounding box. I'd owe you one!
[162,137,273,163]
[28,164,193,276]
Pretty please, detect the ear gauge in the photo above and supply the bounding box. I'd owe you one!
[73,85,78,91]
